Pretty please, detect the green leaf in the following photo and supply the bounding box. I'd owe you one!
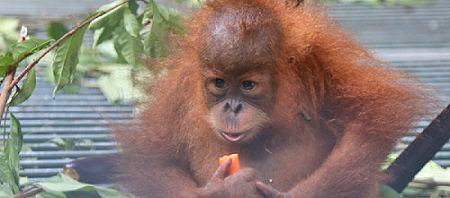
[146,2,184,34]
[0,155,16,193]
[93,26,114,47]
[37,173,133,198]
[10,37,52,64]
[143,14,169,58]
[0,156,10,183]
[0,183,14,197]
[123,7,141,37]
[379,185,401,198]
[142,1,155,20]
[113,22,143,65]
[89,1,126,30]
[52,25,88,95]
[142,2,165,57]
[0,52,14,77]
[5,112,23,194]
[128,0,139,15]
[97,65,143,104]
[142,3,184,58]
[47,22,69,40]
[97,0,127,12]
[9,68,36,106]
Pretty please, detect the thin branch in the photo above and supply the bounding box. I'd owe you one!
[0,26,27,125]
[7,0,130,93]
[0,69,15,137]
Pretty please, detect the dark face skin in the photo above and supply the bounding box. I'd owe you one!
[200,4,281,144]
[203,68,274,144]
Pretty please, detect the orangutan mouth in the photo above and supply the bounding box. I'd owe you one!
[220,131,246,142]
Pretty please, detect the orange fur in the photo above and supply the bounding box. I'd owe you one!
[116,0,431,197]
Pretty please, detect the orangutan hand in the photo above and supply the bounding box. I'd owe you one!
[199,159,262,198]
[256,181,293,198]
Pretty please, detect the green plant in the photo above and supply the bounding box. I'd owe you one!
[0,0,184,196]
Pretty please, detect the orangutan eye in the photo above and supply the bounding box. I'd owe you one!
[241,80,256,90]
[214,78,226,89]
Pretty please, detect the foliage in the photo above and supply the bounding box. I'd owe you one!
[0,112,22,194]
[97,64,145,104]
[36,174,134,198]
[47,22,69,40]
[0,37,51,76]
[43,0,183,103]
[89,0,183,62]
[9,68,36,106]
[52,25,88,95]
[0,0,184,196]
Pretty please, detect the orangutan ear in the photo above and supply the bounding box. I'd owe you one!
[285,0,305,7]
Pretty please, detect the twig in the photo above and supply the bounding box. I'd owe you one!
[7,0,130,93]
[0,69,15,140]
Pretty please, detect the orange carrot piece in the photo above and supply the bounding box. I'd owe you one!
[219,154,240,175]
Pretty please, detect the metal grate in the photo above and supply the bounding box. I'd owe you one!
[11,76,133,180]
[329,0,450,49]
[330,0,450,167]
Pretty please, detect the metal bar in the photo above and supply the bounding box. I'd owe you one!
[385,103,450,192]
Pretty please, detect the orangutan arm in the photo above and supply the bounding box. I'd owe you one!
[257,123,396,197]
[152,165,201,198]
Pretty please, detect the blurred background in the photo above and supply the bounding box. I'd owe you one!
[0,0,449,197]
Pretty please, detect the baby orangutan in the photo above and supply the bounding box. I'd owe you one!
[116,0,428,197]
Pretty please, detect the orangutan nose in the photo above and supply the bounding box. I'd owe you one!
[224,99,243,114]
